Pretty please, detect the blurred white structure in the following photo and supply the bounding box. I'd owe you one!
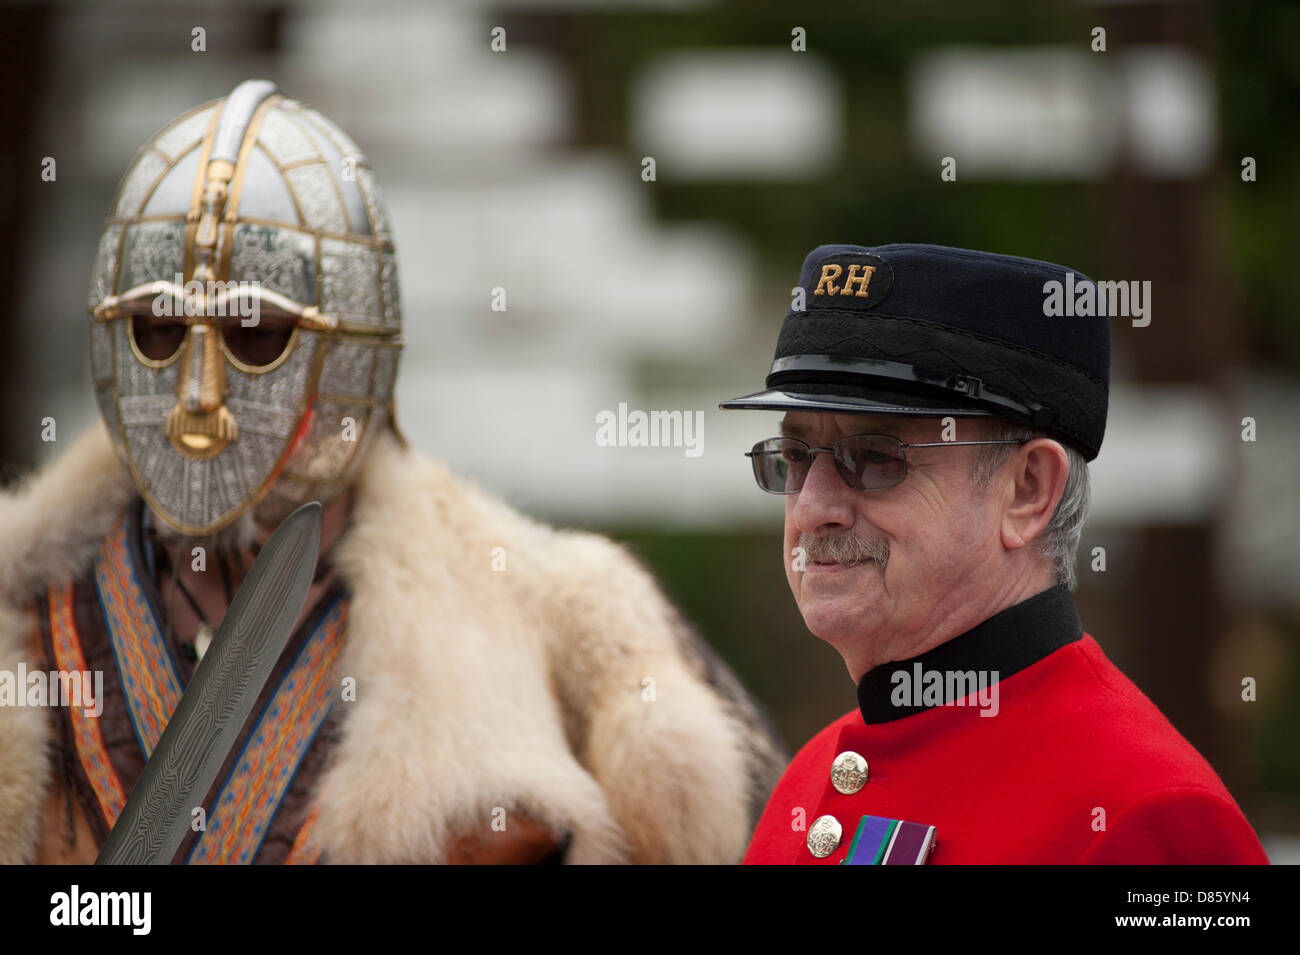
[909,45,1214,179]
[632,50,842,179]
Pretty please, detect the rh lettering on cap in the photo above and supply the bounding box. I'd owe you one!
[806,253,894,309]
[815,263,876,297]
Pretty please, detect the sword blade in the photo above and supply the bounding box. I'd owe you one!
[96,501,323,864]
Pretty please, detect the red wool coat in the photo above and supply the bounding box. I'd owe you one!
[745,587,1269,865]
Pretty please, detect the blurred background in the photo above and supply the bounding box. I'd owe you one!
[0,0,1296,858]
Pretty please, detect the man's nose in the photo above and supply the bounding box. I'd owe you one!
[792,452,856,532]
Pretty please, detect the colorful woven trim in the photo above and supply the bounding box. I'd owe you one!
[187,596,348,865]
[843,815,938,866]
[47,580,128,826]
[285,805,324,865]
[94,513,183,758]
[63,505,342,864]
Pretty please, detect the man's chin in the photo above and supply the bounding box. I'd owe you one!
[797,596,879,645]
[791,563,885,635]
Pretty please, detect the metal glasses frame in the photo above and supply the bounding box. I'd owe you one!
[745,433,1032,494]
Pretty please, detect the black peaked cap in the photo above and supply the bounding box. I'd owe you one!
[720,243,1111,460]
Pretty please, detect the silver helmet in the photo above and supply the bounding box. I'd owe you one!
[88,79,402,535]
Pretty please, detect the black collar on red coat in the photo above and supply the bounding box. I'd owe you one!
[856,584,1084,724]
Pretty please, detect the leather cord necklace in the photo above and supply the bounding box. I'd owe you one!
[143,506,335,665]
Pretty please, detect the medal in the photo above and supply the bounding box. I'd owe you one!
[841,815,937,865]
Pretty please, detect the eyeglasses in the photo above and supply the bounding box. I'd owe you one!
[745,434,1031,494]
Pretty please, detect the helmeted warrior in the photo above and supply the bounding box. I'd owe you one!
[0,80,784,864]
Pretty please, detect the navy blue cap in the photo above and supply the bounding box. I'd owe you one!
[720,243,1111,460]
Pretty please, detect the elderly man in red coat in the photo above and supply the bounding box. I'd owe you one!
[722,243,1268,865]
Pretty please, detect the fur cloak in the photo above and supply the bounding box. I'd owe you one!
[0,420,785,863]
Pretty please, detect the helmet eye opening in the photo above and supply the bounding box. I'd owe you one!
[221,320,299,372]
[128,315,186,365]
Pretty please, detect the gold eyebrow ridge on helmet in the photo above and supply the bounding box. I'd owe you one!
[91,280,343,333]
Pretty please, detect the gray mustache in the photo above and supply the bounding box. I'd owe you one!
[798,533,890,569]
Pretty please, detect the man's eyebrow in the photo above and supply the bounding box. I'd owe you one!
[778,419,806,439]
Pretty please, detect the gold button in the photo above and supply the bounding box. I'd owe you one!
[831,751,869,794]
[807,815,843,858]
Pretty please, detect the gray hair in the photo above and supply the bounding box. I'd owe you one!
[971,419,1091,591]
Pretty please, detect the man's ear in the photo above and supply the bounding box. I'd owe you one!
[1000,439,1069,552]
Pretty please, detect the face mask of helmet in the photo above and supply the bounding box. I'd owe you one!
[88,79,403,536]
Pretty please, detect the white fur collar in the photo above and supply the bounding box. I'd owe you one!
[0,419,769,863]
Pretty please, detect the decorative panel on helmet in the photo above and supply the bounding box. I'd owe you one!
[121,221,187,290]
[228,224,316,307]
[354,166,391,242]
[141,148,202,217]
[372,347,400,399]
[88,224,122,309]
[297,106,366,161]
[257,109,320,166]
[114,151,169,219]
[319,340,378,398]
[379,250,400,329]
[119,394,178,429]
[287,107,371,237]
[90,321,114,384]
[285,164,349,234]
[235,147,301,226]
[150,105,218,161]
[321,238,382,324]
